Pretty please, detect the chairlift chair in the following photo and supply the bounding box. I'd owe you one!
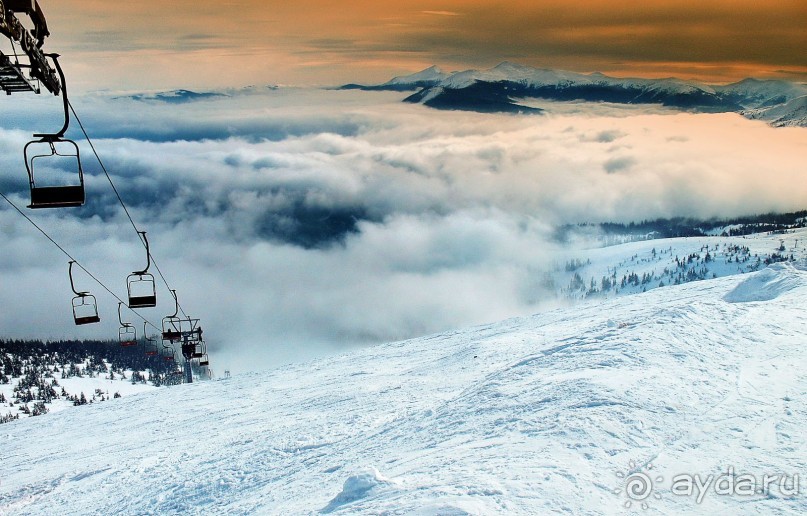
[161,289,182,341]
[26,138,84,208]
[144,322,158,356]
[118,302,137,346]
[192,340,206,359]
[161,344,175,362]
[199,354,209,367]
[128,231,156,308]
[72,293,99,325]
[24,54,86,209]
[68,261,99,325]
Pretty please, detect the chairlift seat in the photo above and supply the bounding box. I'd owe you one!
[121,340,137,347]
[74,314,100,325]
[129,294,157,308]
[29,185,84,208]
[163,329,181,341]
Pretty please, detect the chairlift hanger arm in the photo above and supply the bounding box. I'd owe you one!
[135,231,151,275]
[32,53,69,138]
[118,302,131,327]
[168,289,178,318]
[68,260,85,296]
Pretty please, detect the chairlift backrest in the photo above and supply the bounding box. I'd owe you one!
[161,344,175,362]
[191,340,206,358]
[119,325,137,346]
[128,272,156,308]
[26,138,85,208]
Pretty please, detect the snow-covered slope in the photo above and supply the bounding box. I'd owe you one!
[715,78,807,108]
[553,227,807,300]
[2,263,807,514]
[743,95,807,128]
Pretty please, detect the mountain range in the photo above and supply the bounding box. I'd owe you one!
[343,62,807,126]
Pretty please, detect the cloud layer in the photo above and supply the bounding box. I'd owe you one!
[0,89,805,371]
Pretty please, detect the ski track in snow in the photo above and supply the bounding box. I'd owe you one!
[2,255,807,513]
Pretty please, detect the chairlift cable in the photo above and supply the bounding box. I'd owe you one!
[67,100,189,319]
[0,189,162,332]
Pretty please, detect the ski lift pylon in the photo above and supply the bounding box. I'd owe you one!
[68,260,99,325]
[128,231,156,308]
[0,2,61,95]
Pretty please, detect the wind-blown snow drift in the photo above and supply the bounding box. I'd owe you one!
[724,262,805,303]
[2,265,806,514]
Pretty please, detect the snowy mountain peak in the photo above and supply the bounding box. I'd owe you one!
[491,61,537,74]
[383,65,450,86]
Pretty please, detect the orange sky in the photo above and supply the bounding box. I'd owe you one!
[41,0,807,90]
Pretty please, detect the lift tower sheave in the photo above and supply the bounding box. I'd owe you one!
[0,1,60,95]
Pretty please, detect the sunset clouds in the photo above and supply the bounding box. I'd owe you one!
[44,0,806,90]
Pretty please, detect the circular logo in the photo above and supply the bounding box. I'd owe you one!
[625,472,653,501]
[615,460,663,509]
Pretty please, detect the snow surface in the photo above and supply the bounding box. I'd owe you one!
[553,228,807,300]
[743,96,807,128]
[2,261,807,514]
[715,79,807,108]
[0,365,156,419]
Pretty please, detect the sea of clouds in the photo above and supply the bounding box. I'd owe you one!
[0,88,804,371]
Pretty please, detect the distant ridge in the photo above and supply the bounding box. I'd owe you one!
[342,62,807,126]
